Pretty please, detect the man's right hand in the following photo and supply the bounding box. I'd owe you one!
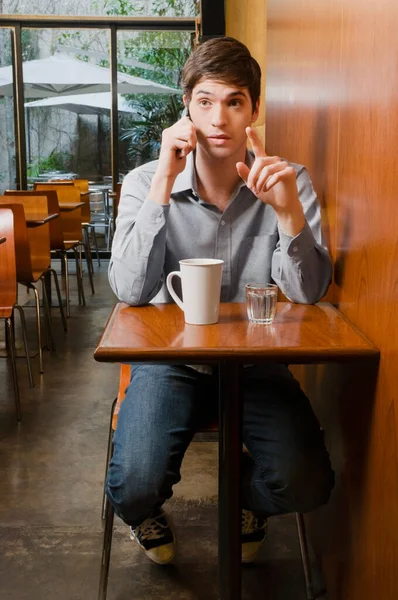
[148,116,197,206]
[156,116,197,180]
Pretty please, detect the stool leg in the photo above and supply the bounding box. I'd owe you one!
[97,497,115,600]
[49,268,68,332]
[83,226,94,275]
[41,277,55,354]
[295,512,315,600]
[14,305,34,388]
[61,252,71,318]
[73,247,86,307]
[90,225,101,267]
[5,317,21,422]
[31,284,44,374]
[83,227,95,294]
[102,398,117,520]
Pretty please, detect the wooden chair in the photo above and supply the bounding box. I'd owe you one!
[47,179,97,289]
[6,189,85,317]
[68,179,100,269]
[35,182,94,297]
[0,208,34,421]
[98,364,315,600]
[0,198,67,373]
[35,183,88,304]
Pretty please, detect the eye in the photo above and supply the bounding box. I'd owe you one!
[229,98,242,107]
[199,99,211,107]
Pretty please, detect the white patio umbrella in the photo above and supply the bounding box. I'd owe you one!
[24,92,139,116]
[0,76,55,98]
[0,54,181,98]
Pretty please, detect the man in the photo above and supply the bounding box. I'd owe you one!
[107,37,334,566]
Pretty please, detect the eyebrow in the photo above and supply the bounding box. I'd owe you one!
[194,89,248,99]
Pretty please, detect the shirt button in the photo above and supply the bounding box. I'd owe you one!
[292,246,298,253]
[220,220,226,226]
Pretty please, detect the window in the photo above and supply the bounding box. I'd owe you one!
[0,0,199,18]
[0,2,199,192]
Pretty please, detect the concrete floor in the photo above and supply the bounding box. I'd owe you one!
[0,261,328,600]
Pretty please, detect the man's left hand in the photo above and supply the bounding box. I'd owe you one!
[236,127,306,236]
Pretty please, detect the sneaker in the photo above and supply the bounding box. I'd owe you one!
[130,509,176,565]
[241,508,268,563]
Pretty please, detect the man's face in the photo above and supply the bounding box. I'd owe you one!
[185,79,259,160]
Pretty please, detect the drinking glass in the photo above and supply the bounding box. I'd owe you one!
[245,283,278,324]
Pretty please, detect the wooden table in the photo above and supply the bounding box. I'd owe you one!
[0,236,6,245]
[94,301,379,600]
[59,202,85,212]
[25,213,59,228]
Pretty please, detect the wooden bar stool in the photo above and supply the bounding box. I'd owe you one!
[98,364,315,600]
[46,179,96,291]
[0,198,66,373]
[67,179,99,273]
[35,182,92,301]
[6,189,85,317]
[0,208,34,420]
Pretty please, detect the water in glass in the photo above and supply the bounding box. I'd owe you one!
[246,284,278,324]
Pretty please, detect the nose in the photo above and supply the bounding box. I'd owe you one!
[211,104,227,128]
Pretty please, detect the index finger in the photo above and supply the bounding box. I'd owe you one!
[246,126,267,158]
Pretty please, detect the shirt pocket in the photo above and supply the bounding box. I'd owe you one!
[237,233,278,285]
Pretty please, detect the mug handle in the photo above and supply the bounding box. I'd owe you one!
[166,271,184,312]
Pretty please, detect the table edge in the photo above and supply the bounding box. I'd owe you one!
[94,347,380,364]
[93,302,380,364]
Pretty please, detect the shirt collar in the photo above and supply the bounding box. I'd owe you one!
[171,150,255,196]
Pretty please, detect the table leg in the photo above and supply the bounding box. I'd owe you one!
[218,363,243,600]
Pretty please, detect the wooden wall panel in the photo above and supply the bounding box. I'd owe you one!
[226,0,267,145]
[334,1,398,597]
[266,0,341,288]
[267,0,398,598]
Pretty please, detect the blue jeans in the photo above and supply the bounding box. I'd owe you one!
[106,364,334,527]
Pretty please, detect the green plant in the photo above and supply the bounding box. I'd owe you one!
[27,150,73,178]
[98,0,197,87]
[120,94,183,165]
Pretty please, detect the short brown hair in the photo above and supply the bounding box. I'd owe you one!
[181,37,261,112]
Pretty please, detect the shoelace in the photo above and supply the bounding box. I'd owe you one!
[134,515,168,541]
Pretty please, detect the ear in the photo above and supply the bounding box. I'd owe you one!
[183,94,187,106]
[251,98,260,123]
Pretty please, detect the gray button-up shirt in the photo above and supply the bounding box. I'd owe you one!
[109,152,332,306]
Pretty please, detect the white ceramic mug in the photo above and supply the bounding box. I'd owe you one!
[166,259,224,325]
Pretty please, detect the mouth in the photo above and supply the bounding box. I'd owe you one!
[207,135,231,146]
[207,135,231,140]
